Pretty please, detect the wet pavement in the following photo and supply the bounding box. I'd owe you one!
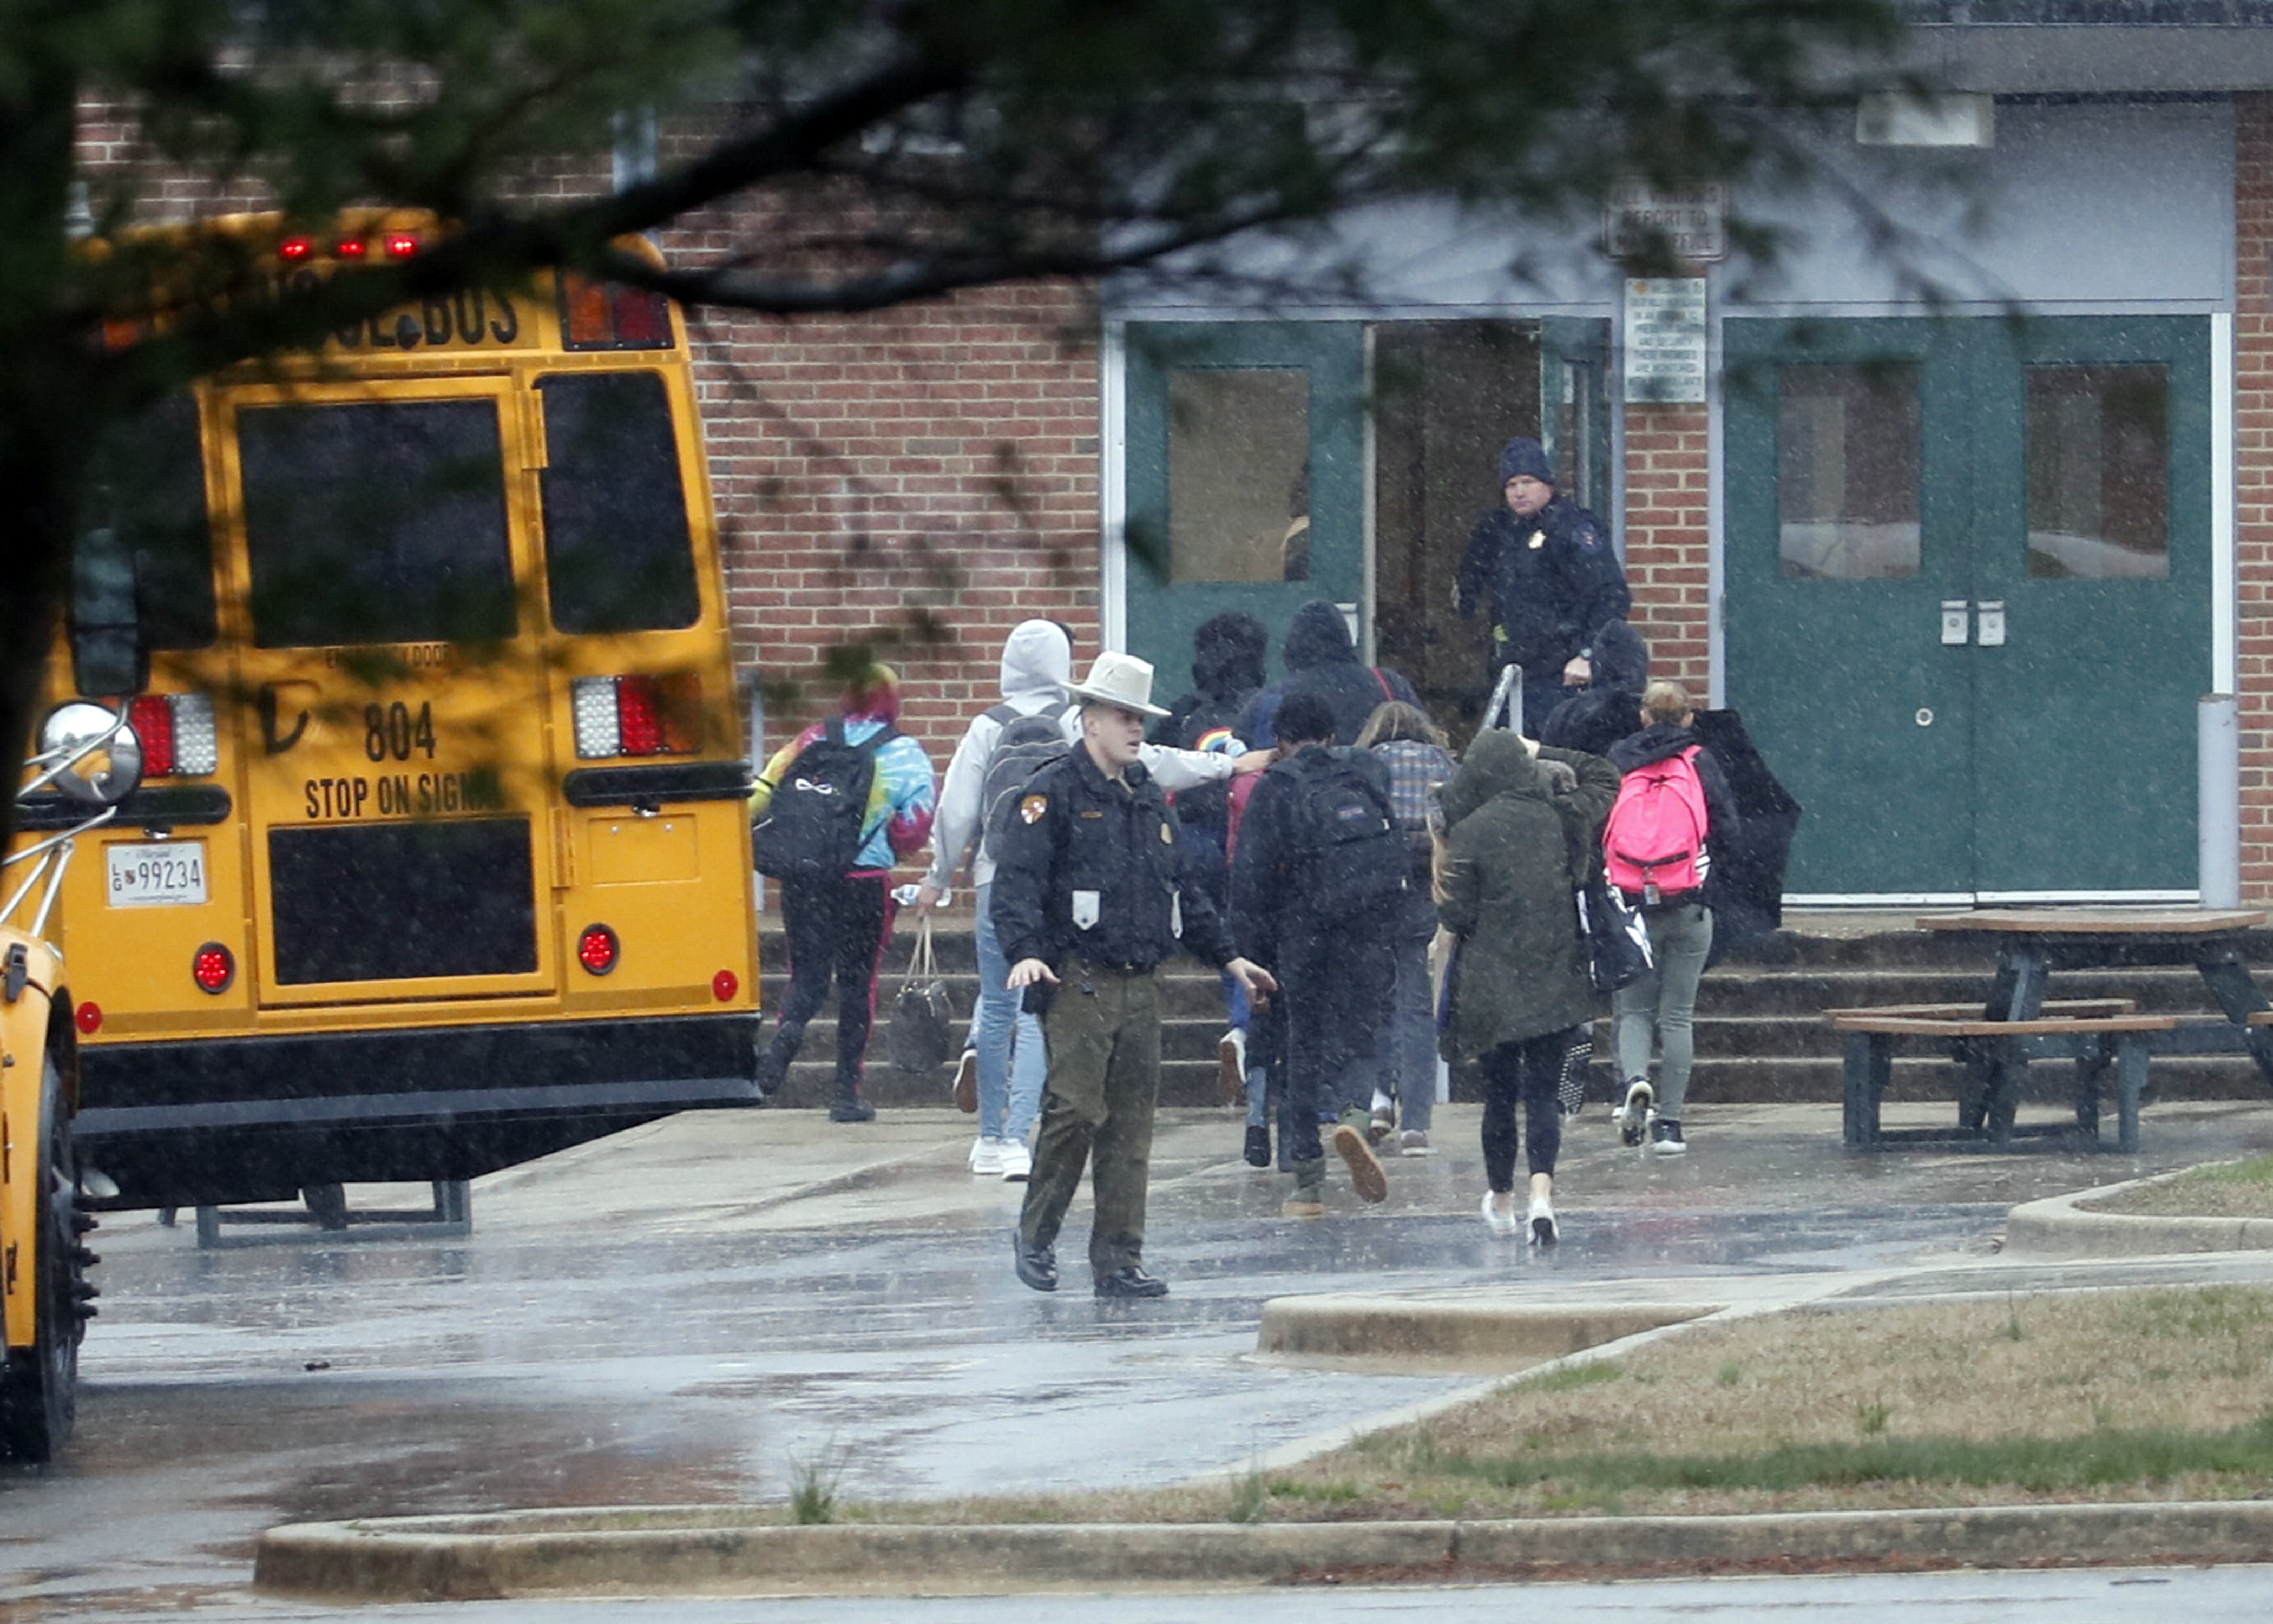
[9,1096,2273,1618]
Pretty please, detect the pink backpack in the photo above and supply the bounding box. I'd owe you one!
[1603,746,1709,905]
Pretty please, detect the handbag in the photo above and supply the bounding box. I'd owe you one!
[884,912,958,1074]
[1576,874,1654,994]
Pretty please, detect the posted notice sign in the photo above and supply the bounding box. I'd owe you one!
[1604,181,1727,264]
[1624,278,1707,405]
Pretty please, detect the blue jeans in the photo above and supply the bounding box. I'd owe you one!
[975,881,1046,1142]
[1382,929,1437,1136]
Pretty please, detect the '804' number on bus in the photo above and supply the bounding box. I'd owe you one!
[366,701,438,763]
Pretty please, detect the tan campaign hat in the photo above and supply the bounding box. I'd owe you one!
[1067,650,1170,719]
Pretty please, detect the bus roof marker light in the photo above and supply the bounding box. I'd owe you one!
[384,232,420,259]
[192,943,235,995]
[279,238,313,262]
[577,924,619,976]
[334,238,367,259]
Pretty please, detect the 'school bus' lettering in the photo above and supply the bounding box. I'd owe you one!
[29,211,760,1219]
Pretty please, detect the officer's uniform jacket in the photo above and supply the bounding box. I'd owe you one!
[990,745,1233,975]
[1456,496,1631,674]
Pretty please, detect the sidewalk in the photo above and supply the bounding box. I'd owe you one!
[253,1095,2273,1599]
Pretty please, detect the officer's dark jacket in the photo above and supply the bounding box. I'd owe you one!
[989,744,1233,973]
[1226,743,1396,969]
[1456,497,1631,673]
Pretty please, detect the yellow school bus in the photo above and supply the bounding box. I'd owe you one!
[23,211,759,1215]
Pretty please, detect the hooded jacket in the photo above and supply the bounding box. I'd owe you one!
[753,670,937,876]
[1540,620,1651,758]
[1238,600,1419,747]
[1152,612,1268,839]
[921,620,1073,892]
[1436,731,1619,1061]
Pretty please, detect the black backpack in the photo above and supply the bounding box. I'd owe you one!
[1287,748,1408,922]
[978,702,1074,862]
[752,719,896,879]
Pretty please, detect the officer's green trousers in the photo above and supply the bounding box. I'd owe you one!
[1017,959,1161,1278]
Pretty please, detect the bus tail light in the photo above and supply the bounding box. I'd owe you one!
[127,693,218,777]
[192,943,235,994]
[713,970,738,1002]
[577,924,619,975]
[570,675,699,759]
[75,1001,102,1035]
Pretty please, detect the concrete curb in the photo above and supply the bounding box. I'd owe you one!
[254,1501,2273,1601]
[1254,1298,1714,1364]
[2005,1167,2273,1258]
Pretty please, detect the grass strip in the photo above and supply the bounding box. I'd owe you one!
[2088,1153,2273,1218]
[1417,1415,2273,1497]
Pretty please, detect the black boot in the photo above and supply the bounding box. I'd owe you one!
[829,1079,875,1123]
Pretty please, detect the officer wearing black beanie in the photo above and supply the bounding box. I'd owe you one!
[1456,436,1631,735]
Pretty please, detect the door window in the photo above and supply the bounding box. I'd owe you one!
[1777,364,1921,581]
[1166,367,1310,584]
[2025,364,2169,580]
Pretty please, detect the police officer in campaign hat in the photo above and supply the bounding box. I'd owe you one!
[1456,435,1632,737]
[993,652,1278,1299]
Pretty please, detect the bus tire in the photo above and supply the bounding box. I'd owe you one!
[1,1056,85,1462]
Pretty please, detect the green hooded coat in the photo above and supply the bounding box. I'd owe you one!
[1436,731,1620,1063]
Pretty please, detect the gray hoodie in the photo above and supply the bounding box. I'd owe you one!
[922,621,1074,892]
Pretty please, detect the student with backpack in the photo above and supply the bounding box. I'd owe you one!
[1355,700,1457,1155]
[1229,690,1408,1218]
[914,621,1079,1179]
[751,664,937,1122]
[1603,680,1742,1156]
[1237,600,1420,748]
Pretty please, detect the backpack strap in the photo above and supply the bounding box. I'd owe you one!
[982,702,1019,727]
[1371,667,1395,703]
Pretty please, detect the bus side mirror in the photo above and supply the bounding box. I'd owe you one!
[70,519,149,698]
[40,701,143,807]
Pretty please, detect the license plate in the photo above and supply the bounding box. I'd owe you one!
[107,842,209,908]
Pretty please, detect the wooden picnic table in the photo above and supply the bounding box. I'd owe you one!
[1912,907,2273,1138]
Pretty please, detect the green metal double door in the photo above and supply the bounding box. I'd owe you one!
[1725,315,2214,897]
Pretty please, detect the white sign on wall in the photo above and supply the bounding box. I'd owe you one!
[1623,278,1708,405]
[1604,181,1728,264]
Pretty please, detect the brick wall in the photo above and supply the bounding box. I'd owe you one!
[2237,95,2273,900]
[1619,402,1712,697]
[662,270,1102,767]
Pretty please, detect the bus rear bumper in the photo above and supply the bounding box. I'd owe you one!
[72,1012,760,1211]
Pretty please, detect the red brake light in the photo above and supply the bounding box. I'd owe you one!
[616,678,663,756]
[128,695,175,778]
[192,943,235,994]
[384,232,421,259]
[279,237,313,262]
[75,1002,102,1035]
[712,970,739,1002]
[577,924,619,975]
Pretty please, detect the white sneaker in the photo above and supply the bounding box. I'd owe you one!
[1613,1079,1654,1148]
[998,1140,1033,1182]
[968,1136,1004,1175]
[1528,1194,1559,1247]
[1480,1191,1518,1237]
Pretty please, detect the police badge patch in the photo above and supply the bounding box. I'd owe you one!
[1019,794,1049,824]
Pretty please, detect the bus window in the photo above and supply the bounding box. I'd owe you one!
[240,398,517,647]
[89,393,216,649]
[536,371,700,633]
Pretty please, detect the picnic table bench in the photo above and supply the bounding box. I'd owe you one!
[1824,908,2273,1155]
